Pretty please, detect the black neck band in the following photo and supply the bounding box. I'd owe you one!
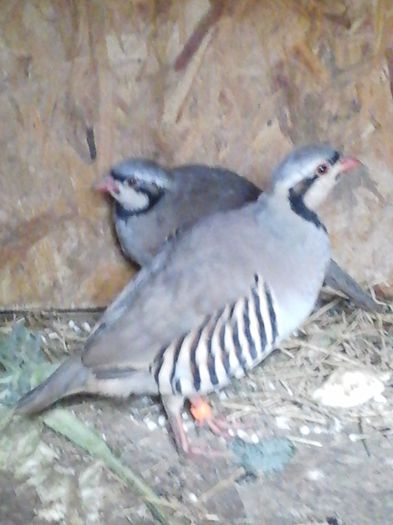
[115,190,164,220]
[288,189,326,231]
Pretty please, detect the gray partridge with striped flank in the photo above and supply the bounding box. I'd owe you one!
[16,144,360,454]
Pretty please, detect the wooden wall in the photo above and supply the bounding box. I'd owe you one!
[1,0,392,308]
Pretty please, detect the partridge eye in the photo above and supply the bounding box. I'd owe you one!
[316,163,329,175]
[126,177,137,186]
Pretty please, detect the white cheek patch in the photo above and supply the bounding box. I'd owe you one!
[303,172,338,209]
[116,186,150,212]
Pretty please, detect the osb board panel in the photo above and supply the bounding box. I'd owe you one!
[1,0,393,308]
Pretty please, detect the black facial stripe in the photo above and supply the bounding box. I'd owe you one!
[300,175,318,196]
[288,189,326,231]
[110,171,129,183]
[148,190,164,208]
[328,151,340,166]
[115,190,164,220]
[115,201,135,220]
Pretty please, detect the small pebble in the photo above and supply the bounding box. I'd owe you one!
[300,425,310,436]
[41,334,47,344]
[144,419,157,431]
[313,425,323,434]
[188,492,198,503]
[306,469,324,481]
[275,416,290,430]
[205,514,220,522]
[228,428,236,437]
[251,433,259,444]
[48,332,60,340]
[181,412,189,421]
[101,433,107,441]
[68,320,80,332]
[157,415,166,427]
[82,322,91,333]
[236,429,249,441]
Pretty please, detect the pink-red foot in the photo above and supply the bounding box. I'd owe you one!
[189,396,255,438]
[190,396,234,437]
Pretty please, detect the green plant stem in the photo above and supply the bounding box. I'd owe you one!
[43,408,177,525]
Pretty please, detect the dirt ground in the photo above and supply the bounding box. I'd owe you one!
[1,299,392,525]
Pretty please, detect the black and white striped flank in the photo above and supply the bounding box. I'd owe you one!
[152,274,279,397]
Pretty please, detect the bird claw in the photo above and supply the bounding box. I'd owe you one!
[190,396,259,443]
[198,414,233,436]
[190,396,242,438]
[162,395,251,457]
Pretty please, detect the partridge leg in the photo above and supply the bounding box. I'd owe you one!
[161,395,229,457]
[161,394,190,453]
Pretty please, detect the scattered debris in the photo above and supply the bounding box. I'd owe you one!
[0,297,392,523]
[312,369,387,408]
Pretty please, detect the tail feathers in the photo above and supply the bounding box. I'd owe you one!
[15,356,89,415]
[326,259,382,313]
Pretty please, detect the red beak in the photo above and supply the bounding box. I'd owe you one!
[94,175,119,194]
[339,156,361,173]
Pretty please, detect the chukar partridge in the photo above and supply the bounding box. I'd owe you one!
[96,158,378,312]
[17,144,360,454]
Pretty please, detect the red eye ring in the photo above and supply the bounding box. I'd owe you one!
[316,163,329,175]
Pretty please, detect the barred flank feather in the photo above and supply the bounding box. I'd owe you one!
[153,275,279,397]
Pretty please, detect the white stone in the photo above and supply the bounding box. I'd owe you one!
[312,369,385,408]
[188,492,198,503]
[275,416,290,430]
[306,469,325,481]
[158,415,166,427]
[299,425,310,436]
[144,419,157,431]
[82,321,91,333]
